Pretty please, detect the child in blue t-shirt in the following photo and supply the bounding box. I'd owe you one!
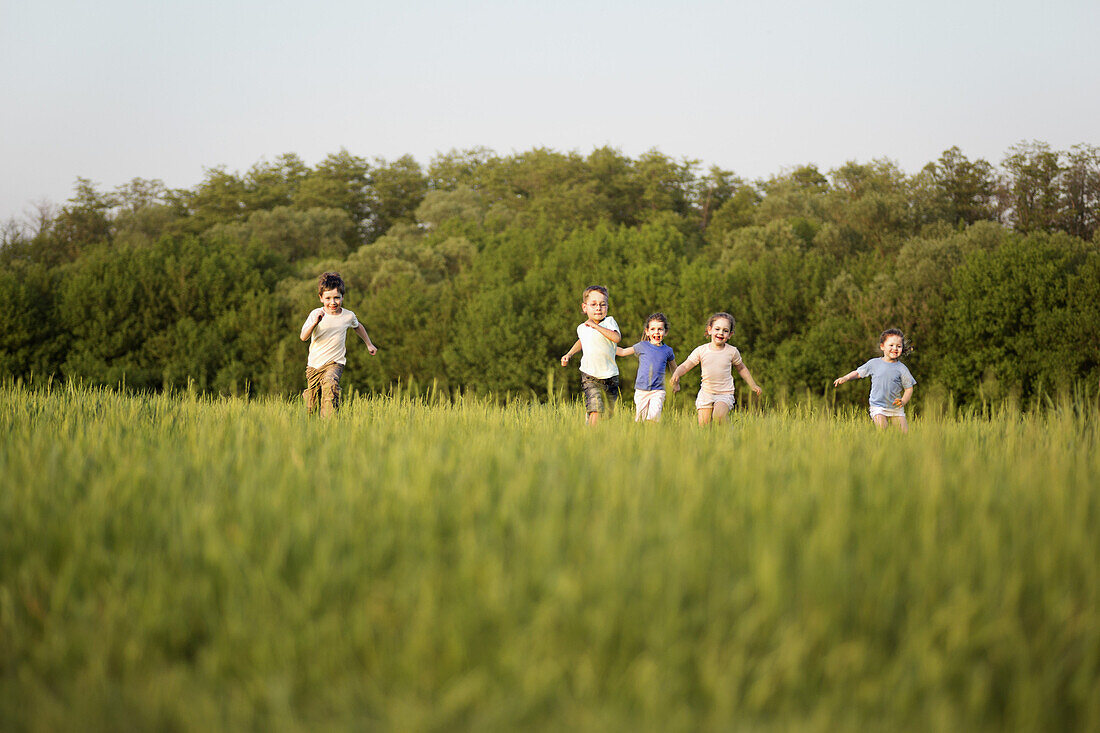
[616,313,679,422]
[834,328,916,433]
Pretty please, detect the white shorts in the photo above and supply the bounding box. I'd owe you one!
[869,405,906,419]
[696,391,736,411]
[633,389,667,421]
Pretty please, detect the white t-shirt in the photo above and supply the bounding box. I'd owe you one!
[301,308,360,368]
[577,315,619,379]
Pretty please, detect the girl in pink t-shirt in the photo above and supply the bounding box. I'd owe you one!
[670,312,763,426]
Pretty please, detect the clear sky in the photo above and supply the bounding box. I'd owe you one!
[2,0,1098,222]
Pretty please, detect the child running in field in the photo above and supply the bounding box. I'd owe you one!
[616,313,679,421]
[671,312,763,426]
[834,328,915,433]
[560,285,621,426]
[299,272,378,417]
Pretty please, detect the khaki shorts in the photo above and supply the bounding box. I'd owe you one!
[580,372,620,414]
[304,361,344,417]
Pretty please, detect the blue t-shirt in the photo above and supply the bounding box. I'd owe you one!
[632,341,676,391]
[856,358,916,407]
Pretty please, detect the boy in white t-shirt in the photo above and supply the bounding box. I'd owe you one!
[559,285,621,426]
[299,272,378,417]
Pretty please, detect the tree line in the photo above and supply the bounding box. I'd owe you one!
[1,141,1097,406]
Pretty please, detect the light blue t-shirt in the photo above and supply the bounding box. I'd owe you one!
[631,341,675,391]
[857,358,916,407]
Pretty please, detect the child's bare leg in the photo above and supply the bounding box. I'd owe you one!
[872,414,889,430]
[587,411,600,426]
[711,401,732,424]
[892,416,909,433]
[697,408,712,426]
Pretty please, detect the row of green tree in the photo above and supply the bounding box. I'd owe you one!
[1,141,1097,406]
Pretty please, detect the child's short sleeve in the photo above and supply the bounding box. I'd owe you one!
[856,359,876,378]
[682,345,705,369]
[900,365,916,388]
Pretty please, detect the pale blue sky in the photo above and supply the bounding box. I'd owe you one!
[2,0,1097,221]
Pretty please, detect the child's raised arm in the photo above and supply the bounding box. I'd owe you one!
[584,320,621,344]
[833,370,860,387]
[300,310,324,341]
[560,339,582,367]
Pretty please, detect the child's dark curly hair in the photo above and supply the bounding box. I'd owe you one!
[878,328,914,357]
[318,272,346,297]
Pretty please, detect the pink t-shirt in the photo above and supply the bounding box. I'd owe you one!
[682,344,743,394]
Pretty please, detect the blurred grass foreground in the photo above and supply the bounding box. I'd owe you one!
[2,382,1099,731]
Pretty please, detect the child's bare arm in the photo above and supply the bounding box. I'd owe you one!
[584,320,621,344]
[670,360,695,390]
[833,370,860,387]
[736,362,763,395]
[300,311,324,341]
[894,386,913,407]
[616,345,635,357]
[560,339,582,366]
[354,323,378,355]
[667,358,680,392]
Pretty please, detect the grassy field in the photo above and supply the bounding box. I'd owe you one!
[2,382,1099,731]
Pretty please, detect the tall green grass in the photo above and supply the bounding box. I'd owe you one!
[2,382,1098,731]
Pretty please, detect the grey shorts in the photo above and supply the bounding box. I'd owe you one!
[580,372,620,414]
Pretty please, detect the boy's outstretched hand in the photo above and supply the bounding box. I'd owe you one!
[560,354,571,367]
[368,345,378,356]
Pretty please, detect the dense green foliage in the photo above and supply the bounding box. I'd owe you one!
[2,383,1098,730]
[2,142,1098,405]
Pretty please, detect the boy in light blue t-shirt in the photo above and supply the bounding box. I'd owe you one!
[834,328,915,433]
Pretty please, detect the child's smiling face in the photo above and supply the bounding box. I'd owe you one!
[880,334,903,362]
[645,319,667,345]
[581,291,609,323]
[319,287,343,315]
[707,317,732,346]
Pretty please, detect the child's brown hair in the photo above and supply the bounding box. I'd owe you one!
[642,312,669,340]
[318,272,346,296]
[581,285,609,302]
[706,312,735,337]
